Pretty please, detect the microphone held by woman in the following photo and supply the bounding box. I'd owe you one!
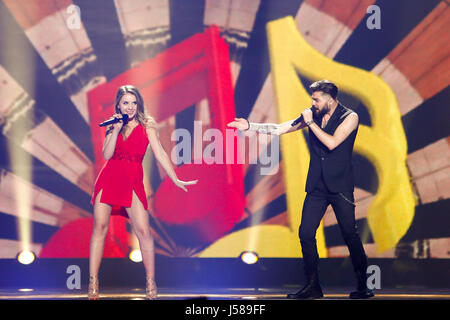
[99,114,129,127]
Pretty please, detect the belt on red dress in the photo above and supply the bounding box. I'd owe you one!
[111,153,143,163]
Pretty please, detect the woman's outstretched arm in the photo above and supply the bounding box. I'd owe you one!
[145,119,197,191]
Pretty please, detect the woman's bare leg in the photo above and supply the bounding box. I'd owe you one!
[89,190,113,278]
[125,192,155,282]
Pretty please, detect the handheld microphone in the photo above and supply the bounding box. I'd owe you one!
[99,114,129,127]
[291,107,317,126]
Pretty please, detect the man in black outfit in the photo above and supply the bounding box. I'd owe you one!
[228,80,374,299]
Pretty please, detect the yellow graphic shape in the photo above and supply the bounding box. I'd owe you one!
[199,225,301,258]
[200,16,414,258]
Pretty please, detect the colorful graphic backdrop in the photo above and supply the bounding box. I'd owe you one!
[0,0,448,260]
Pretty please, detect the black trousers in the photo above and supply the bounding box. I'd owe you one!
[299,185,368,279]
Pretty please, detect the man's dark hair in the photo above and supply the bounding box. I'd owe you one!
[309,80,338,100]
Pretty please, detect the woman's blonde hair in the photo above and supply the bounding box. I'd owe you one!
[114,85,156,129]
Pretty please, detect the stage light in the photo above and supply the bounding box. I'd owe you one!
[240,251,259,264]
[129,249,142,263]
[17,251,35,265]
[2,29,36,259]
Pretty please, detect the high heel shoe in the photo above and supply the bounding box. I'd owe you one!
[88,275,99,300]
[145,277,157,300]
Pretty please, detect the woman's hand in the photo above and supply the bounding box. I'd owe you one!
[227,118,249,131]
[143,116,157,129]
[111,113,125,132]
[175,179,198,192]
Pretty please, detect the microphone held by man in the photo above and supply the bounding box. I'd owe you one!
[291,106,318,126]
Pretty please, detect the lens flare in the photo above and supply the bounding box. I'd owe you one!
[17,251,35,265]
[129,249,142,263]
[240,251,258,264]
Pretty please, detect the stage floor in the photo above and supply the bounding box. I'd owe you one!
[0,287,449,300]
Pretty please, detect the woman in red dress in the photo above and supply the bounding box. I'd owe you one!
[88,85,197,300]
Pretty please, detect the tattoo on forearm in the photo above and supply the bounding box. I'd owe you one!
[249,123,279,134]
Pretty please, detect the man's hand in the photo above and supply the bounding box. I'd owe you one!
[301,108,313,123]
[227,118,249,131]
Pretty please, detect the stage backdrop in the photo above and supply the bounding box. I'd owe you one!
[0,0,449,260]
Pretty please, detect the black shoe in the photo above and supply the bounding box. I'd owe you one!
[349,269,374,299]
[349,288,374,299]
[287,285,323,299]
[287,273,323,299]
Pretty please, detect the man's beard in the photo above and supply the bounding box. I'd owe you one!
[314,105,329,119]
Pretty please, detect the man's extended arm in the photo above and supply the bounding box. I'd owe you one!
[228,118,308,135]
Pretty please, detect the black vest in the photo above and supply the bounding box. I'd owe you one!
[305,103,358,193]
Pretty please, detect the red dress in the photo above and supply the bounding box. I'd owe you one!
[91,124,149,212]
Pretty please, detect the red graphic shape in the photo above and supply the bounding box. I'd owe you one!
[153,164,244,243]
[39,216,129,258]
